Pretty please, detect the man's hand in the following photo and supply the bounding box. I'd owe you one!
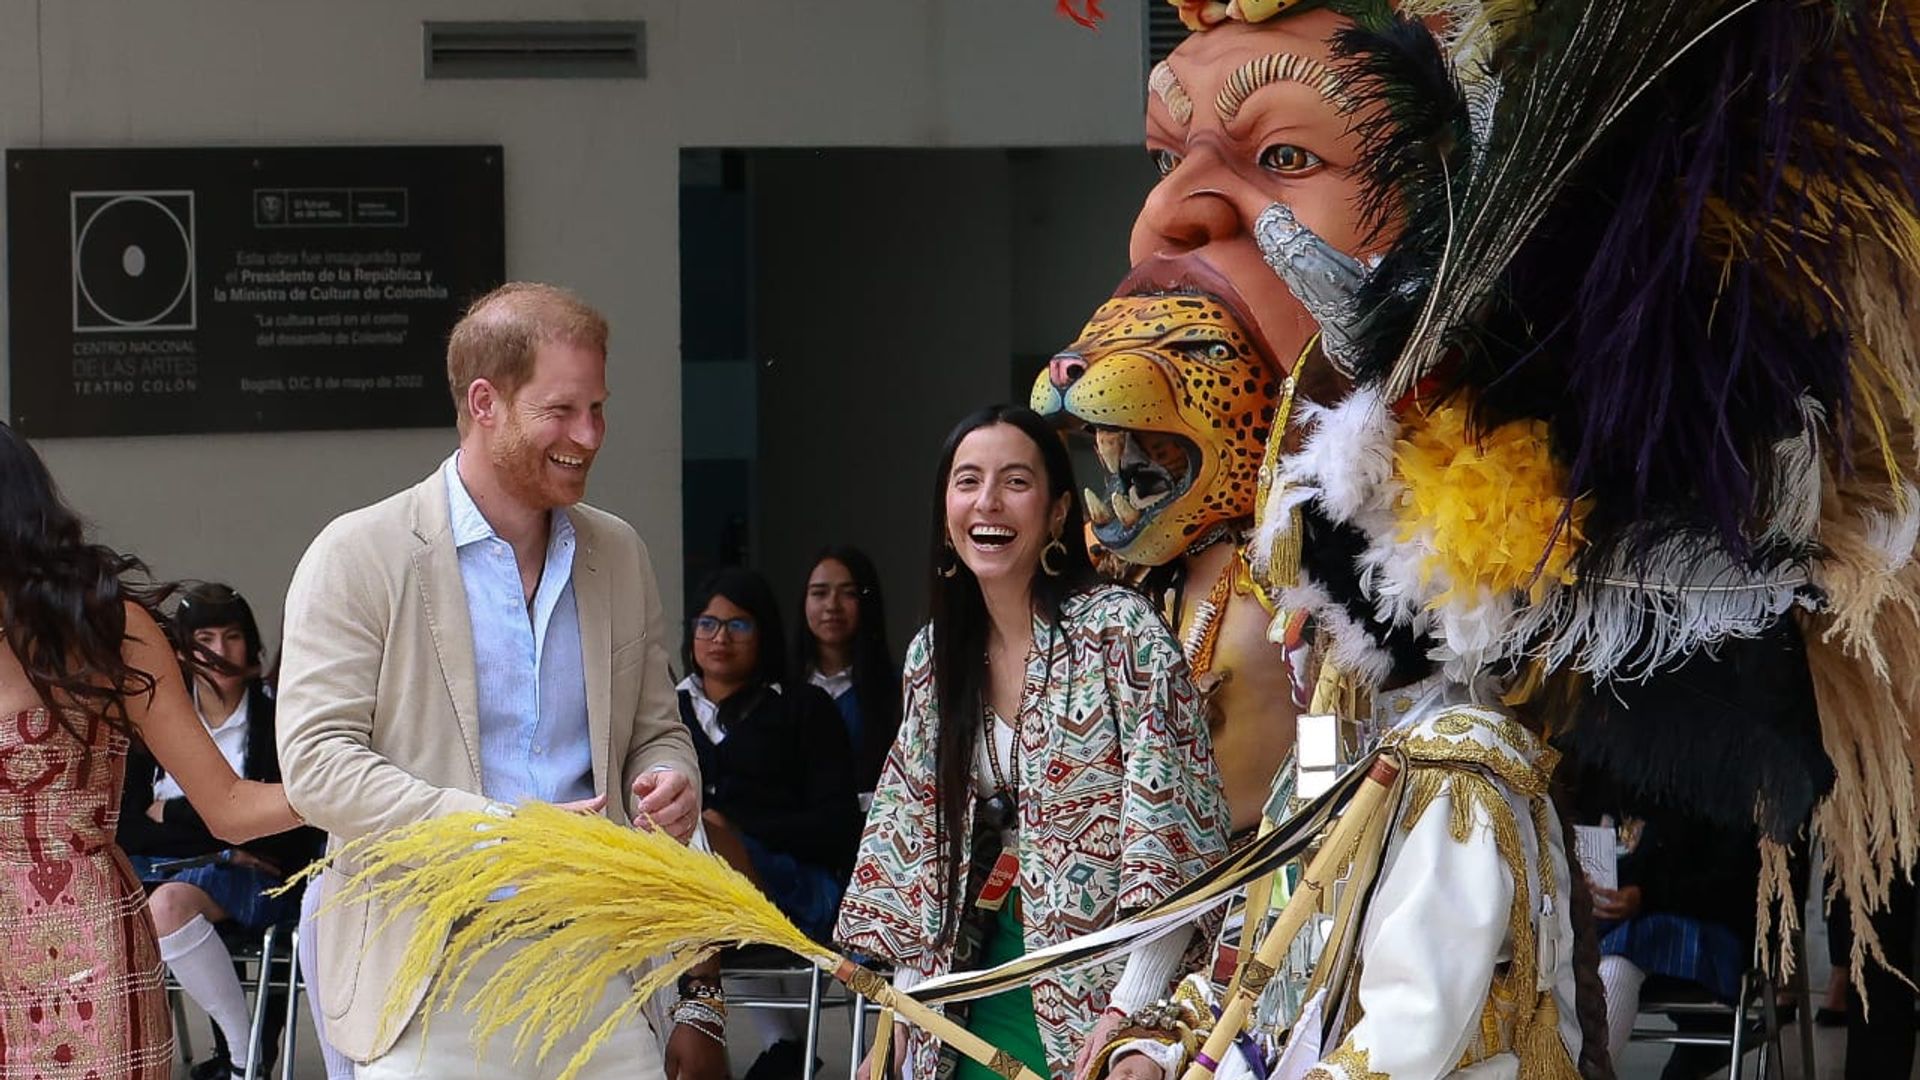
[556,794,609,815]
[1591,883,1643,921]
[664,1023,728,1080]
[1076,1008,1126,1080]
[632,769,699,842]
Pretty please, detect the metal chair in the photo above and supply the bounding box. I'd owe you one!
[1629,924,1817,1080]
[164,919,305,1080]
[720,945,851,1080]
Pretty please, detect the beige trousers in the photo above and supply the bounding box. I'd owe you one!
[353,943,666,1080]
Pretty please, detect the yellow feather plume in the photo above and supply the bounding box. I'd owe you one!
[1394,403,1589,605]
[308,805,826,1080]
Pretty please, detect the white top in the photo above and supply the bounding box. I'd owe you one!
[153,689,249,801]
[808,666,854,700]
[676,674,727,745]
[973,710,1018,799]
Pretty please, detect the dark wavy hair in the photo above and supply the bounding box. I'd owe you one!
[792,545,900,787]
[683,566,788,694]
[926,405,1096,946]
[0,422,174,743]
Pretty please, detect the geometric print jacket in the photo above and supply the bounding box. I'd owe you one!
[835,584,1230,1079]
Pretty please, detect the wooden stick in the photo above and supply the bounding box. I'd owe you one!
[1177,755,1403,1080]
[828,960,1045,1080]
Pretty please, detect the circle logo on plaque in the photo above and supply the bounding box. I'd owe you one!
[70,191,197,332]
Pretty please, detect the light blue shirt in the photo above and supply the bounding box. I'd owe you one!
[443,453,595,806]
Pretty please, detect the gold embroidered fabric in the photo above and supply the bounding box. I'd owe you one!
[1382,706,1553,797]
[1302,1042,1391,1080]
[1350,714,1579,1080]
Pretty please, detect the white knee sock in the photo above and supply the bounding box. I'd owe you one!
[1599,954,1647,1065]
[158,914,252,1070]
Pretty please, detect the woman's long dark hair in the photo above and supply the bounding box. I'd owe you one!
[792,545,900,784]
[0,422,173,742]
[927,405,1097,945]
[171,581,266,681]
[682,566,788,714]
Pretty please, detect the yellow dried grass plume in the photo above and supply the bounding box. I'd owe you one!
[312,804,827,1080]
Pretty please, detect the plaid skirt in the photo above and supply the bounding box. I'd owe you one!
[130,856,300,931]
[1600,912,1746,1003]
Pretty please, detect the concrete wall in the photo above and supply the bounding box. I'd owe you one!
[0,0,1147,643]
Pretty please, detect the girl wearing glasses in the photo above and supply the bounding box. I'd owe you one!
[793,545,901,793]
[836,406,1228,1080]
[675,568,863,947]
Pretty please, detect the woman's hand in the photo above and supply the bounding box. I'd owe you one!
[1591,884,1643,920]
[147,799,167,823]
[1076,1008,1127,1080]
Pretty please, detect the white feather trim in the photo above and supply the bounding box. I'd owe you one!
[1863,484,1920,574]
[1505,539,1814,682]
[1427,585,1519,683]
[1278,577,1396,687]
[1760,398,1824,547]
[1283,386,1398,525]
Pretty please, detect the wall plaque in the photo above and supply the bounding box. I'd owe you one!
[7,146,504,436]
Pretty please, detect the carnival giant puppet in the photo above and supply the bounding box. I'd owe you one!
[1030,5,1386,834]
[1053,0,1920,1077]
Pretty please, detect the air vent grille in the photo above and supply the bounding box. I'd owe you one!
[1146,1,1186,67]
[424,21,645,80]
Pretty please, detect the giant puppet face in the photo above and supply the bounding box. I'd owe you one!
[1033,11,1384,566]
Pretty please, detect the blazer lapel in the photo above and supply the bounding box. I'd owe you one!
[410,473,485,786]
[571,512,612,795]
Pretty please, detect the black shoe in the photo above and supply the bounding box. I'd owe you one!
[744,1039,822,1080]
[187,1055,244,1080]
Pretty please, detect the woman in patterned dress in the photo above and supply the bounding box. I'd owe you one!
[837,405,1229,1080]
[0,421,303,1078]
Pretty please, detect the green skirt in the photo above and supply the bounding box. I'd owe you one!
[953,896,1050,1080]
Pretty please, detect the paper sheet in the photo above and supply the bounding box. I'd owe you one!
[1573,824,1617,891]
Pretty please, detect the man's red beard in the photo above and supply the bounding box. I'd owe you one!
[491,413,588,510]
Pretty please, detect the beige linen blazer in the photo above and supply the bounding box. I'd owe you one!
[276,468,697,1061]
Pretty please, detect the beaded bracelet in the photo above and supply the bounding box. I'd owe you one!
[672,999,727,1027]
[676,1017,725,1045]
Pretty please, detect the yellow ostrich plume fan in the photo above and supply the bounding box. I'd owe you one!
[298,804,1041,1080]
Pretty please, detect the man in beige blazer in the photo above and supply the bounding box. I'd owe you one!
[277,283,711,1078]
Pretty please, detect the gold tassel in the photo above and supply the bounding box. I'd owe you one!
[299,805,1042,1080]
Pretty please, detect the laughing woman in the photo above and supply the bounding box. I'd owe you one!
[836,405,1228,1080]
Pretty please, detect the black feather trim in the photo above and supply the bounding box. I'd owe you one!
[1558,615,1831,842]
[1329,15,1476,388]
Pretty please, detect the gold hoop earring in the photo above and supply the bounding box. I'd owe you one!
[1041,537,1068,578]
[939,539,960,579]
